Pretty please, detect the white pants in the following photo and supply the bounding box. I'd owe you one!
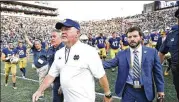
[36,64,49,86]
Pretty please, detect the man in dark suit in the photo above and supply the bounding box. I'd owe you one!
[103,27,165,102]
[159,8,179,100]
[156,31,171,76]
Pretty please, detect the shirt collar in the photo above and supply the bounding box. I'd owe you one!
[130,44,142,54]
[54,42,64,50]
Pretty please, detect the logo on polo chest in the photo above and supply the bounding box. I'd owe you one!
[73,55,79,60]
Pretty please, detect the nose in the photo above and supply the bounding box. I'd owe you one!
[130,36,135,41]
[51,37,55,40]
[61,30,67,34]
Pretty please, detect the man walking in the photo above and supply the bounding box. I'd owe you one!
[159,8,179,101]
[103,27,164,102]
[33,19,112,102]
[47,29,64,102]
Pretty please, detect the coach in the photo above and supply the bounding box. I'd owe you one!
[33,19,112,102]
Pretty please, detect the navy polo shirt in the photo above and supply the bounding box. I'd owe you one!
[47,42,65,67]
[160,25,179,67]
[31,45,48,68]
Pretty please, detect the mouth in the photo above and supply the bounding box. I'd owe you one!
[51,40,55,43]
[130,42,136,44]
[62,35,67,39]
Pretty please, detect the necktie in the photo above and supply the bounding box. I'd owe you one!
[133,50,140,79]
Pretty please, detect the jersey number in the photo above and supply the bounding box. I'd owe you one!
[19,50,24,55]
[112,41,118,46]
[99,39,104,44]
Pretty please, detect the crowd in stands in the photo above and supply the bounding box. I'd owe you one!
[80,7,178,36]
[1,2,58,14]
[1,14,58,48]
[1,6,178,49]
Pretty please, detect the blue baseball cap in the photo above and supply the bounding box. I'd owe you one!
[55,19,80,30]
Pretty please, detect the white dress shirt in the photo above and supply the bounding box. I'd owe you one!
[126,44,142,85]
[130,44,142,69]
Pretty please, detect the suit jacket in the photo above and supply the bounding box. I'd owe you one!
[103,46,164,101]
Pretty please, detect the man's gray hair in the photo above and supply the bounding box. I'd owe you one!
[52,29,62,36]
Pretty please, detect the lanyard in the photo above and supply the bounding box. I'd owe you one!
[37,50,42,59]
[65,47,70,64]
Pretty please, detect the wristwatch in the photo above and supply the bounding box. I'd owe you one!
[105,93,112,98]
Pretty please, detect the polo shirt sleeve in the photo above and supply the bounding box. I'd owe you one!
[88,48,105,79]
[48,52,60,78]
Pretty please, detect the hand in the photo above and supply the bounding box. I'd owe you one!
[32,91,42,102]
[157,92,165,98]
[58,87,63,95]
[5,57,10,61]
[103,96,112,102]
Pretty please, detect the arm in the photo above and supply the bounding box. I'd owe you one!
[158,52,165,64]
[155,38,160,51]
[99,75,112,101]
[33,52,59,102]
[103,52,119,69]
[1,53,8,61]
[26,49,30,59]
[120,40,124,50]
[24,34,33,47]
[106,41,110,51]
[32,75,55,102]
[1,49,11,61]
[149,39,153,47]
[158,36,169,63]
[88,48,112,101]
[153,50,165,96]
[105,40,109,53]
[14,49,19,58]
[120,40,123,50]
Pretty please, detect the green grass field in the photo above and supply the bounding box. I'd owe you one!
[1,55,177,102]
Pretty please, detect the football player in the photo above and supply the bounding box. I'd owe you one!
[121,33,129,50]
[108,32,122,71]
[150,30,160,48]
[1,41,18,89]
[142,30,152,47]
[87,33,96,47]
[16,40,28,78]
[95,33,108,60]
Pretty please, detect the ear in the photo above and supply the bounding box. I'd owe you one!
[76,30,80,38]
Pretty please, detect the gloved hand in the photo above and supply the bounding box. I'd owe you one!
[5,57,10,61]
